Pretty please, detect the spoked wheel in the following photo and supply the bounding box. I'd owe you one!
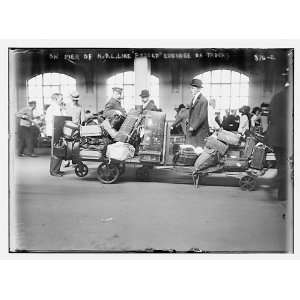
[96,162,120,184]
[136,166,150,181]
[239,175,257,191]
[74,163,88,177]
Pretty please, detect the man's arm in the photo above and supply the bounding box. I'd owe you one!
[104,100,115,111]
[16,107,31,120]
[172,112,184,128]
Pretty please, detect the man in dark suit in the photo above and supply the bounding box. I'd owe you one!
[186,79,209,147]
[104,87,127,117]
[171,104,189,137]
[140,89,160,112]
[265,85,292,201]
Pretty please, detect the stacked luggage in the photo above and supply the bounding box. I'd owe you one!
[138,111,166,164]
[193,129,242,175]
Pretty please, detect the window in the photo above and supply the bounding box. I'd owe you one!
[27,73,76,115]
[107,71,159,112]
[194,70,249,115]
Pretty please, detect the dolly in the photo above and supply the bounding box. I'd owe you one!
[52,113,276,190]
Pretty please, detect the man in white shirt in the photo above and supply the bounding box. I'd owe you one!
[45,93,65,177]
[65,91,83,124]
[207,98,220,133]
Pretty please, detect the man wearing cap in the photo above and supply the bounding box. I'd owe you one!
[139,89,160,112]
[16,100,39,157]
[66,91,83,125]
[104,87,126,117]
[186,78,209,147]
[171,104,189,137]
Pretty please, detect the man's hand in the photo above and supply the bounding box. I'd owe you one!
[188,126,194,132]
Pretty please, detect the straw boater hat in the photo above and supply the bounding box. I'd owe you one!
[112,87,123,93]
[70,91,80,100]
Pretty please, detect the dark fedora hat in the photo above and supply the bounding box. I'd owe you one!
[139,89,150,98]
[190,78,203,88]
[175,104,185,111]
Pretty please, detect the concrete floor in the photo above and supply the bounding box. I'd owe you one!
[10,155,290,252]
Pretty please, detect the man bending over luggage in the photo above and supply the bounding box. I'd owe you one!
[103,87,127,118]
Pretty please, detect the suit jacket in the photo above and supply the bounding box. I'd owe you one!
[172,108,189,135]
[143,100,160,112]
[104,98,126,117]
[186,93,209,147]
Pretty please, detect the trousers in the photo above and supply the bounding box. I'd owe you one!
[273,146,288,201]
[18,126,33,155]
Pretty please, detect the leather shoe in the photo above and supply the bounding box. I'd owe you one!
[50,172,63,177]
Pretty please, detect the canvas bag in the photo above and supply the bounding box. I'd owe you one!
[205,135,229,156]
[106,142,135,162]
[217,129,240,146]
[193,148,220,172]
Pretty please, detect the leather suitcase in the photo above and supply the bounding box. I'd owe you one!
[114,114,140,142]
[250,144,266,170]
[242,136,256,158]
[140,111,166,152]
[63,121,79,138]
[175,153,198,166]
[139,150,161,163]
[226,149,241,159]
[223,158,249,171]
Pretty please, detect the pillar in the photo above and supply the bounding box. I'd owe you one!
[134,57,151,105]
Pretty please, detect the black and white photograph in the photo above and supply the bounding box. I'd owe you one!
[8,47,294,253]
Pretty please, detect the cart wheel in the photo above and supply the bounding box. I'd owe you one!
[96,162,120,184]
[74,163,88,177]
[119,163,126,175]
[136,167,150,181]
[239,175,257,191]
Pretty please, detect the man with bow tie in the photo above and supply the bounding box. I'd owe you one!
[186,78,209,147]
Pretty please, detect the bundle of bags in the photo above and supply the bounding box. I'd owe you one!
[193,129,241,174]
